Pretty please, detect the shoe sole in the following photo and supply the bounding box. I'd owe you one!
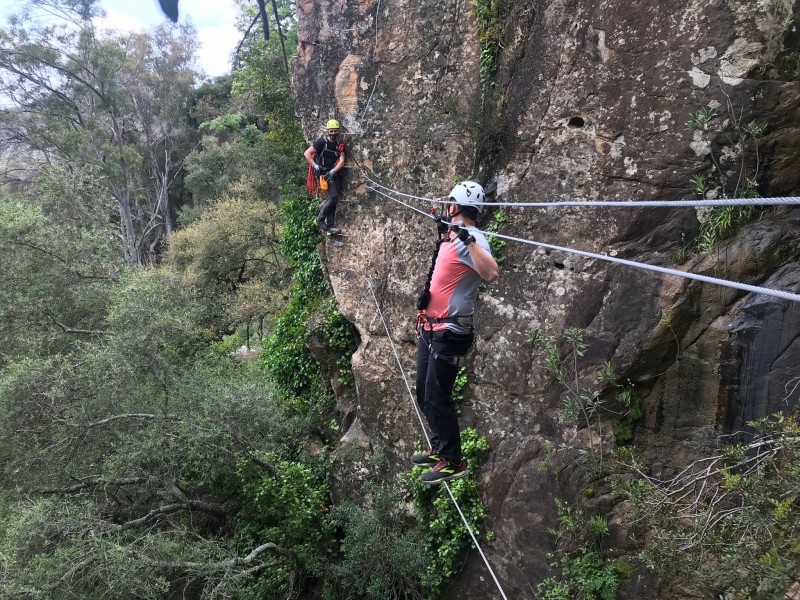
[420,470,469,485]
[411,454,441,467]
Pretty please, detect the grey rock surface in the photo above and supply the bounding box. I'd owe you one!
[292,0,800,596]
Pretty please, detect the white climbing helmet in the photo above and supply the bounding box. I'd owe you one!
[448,181,485,214]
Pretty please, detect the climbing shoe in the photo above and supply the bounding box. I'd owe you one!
[411,448,442,467]
[326,226,341,235]
[317,221,328,232]
[420,459,469,485]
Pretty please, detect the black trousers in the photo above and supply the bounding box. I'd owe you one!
[316,178,339,227]
[415,328,474,464]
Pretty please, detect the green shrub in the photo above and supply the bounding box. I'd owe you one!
[619,414,800,599]
[279,195,326,299]
[325,486,428,600]
[234,454,332,599]
[319,300,359,388]
[538,500,621,600]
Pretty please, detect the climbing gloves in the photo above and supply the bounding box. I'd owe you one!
[450,224,475,246]
[313,164,323,175]
[326,170,337,182]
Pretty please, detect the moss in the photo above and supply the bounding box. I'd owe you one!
[613,395,642,446]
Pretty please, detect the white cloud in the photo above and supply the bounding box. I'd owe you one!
[196,22,240,79]
[185,0,238,27]
[96,8,149,35]
[1,0,241,79]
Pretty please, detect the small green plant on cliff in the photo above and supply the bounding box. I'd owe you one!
[408,428,490,597]
[536,500,622,600]
[452,366,469,406]
[684,99,767,253]
[617,413,800,599]
[468,0,507,173]
[320,300,359,388]
[471,0,504,87]
[531,325,638,460]
[485,209,507,263]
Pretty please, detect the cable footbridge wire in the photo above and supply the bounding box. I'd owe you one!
[363,182,800,304]
[361,172,800,208]
[351,271,509,600]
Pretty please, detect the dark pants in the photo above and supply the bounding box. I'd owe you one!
[316,178,339,227]
[415,328,474,464]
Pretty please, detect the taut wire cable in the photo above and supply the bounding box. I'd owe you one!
[364,183,800,304]
[361,170,800,209]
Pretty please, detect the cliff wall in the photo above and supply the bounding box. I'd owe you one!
[291,0,800,597]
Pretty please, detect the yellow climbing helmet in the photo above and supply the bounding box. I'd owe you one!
[326,119,340,130]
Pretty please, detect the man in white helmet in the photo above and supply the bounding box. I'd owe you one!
[412,181,499,485]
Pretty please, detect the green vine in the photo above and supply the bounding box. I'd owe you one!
[451,367,468,406]
[319,301,359,388]
[471,0,503,87]
[262,195,328,407]
[278,195,326,299]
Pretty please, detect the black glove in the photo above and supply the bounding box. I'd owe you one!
[416,289,431,310]
[326,169,337,182]
[434,216,448,235]
[450,224,475,246]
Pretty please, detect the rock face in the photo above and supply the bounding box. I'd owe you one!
[292,0,800,597]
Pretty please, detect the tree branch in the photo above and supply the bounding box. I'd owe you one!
[37,476,148,495]
[44,311,106,336]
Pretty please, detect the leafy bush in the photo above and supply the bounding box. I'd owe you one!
[234,454,332,599]
[325,486,428,600]
[536,500,621,600]
[618,413,800,599]
[319,301,360,388]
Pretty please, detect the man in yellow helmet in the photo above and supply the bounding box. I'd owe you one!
[303,119,346,235]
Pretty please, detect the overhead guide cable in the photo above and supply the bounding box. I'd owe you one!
[362,172,800,208]
[363,176,800,304]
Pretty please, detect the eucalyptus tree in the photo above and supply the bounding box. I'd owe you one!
[0,0,199,265]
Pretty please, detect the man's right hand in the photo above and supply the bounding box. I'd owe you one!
[313,164,324,175]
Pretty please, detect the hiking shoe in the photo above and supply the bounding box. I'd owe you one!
[317,222,329,232]
[411,448,442,467]
[420,459,469,485]
[327,226,341,235]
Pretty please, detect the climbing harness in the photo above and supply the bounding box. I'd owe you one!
[307,130,351,197]
[415,204,452,341]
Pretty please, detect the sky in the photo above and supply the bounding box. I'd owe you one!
[0,0,241,78]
